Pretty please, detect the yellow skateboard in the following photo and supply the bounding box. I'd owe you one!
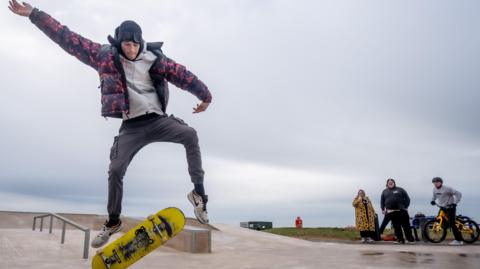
[92,207,185,269]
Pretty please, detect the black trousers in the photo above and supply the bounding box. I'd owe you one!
[360,231,375,238]
[388,210,415,242]
[443,207,463,241]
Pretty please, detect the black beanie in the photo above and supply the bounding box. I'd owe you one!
[115,20,143,43]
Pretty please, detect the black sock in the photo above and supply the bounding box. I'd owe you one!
[107,215,120,227]
[194,183,205,196]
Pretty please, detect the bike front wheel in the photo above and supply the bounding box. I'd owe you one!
[423,219,447,243]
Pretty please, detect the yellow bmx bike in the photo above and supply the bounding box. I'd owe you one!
[422,207,479,244]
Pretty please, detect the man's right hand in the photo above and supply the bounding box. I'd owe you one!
[8,0,33,17]
[430,200,436,206]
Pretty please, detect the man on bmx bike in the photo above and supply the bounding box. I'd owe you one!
[430,177,463,246]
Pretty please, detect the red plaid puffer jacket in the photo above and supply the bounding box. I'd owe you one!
[29,8,212,118]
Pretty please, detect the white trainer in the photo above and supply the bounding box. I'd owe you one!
[448,240,464,246]
[187,190,209,224]
[91,220,123,248]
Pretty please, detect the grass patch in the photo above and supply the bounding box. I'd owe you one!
[265,227,461,242]
[264,227,360,241]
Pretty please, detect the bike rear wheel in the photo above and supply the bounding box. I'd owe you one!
[459,219,480,244]
[423,219,447,243]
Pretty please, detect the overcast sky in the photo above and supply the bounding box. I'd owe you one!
[1,0,479,227]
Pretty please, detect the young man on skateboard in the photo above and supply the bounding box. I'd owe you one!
[8,0,212,248]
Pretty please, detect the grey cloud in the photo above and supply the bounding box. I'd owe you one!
[1,0,479,226]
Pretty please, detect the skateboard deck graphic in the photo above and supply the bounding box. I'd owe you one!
[92,207,185,269]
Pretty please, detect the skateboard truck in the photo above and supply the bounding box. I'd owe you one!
[95,249,121,269]
[157,215,173,237]
[148,215,165,241]
[148,215,173,239]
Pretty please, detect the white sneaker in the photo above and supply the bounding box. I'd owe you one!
[91,220,123,248]
[360,237,367,243]
[187,190,209,224]
[449,240,464,246]
[366,238,375,243]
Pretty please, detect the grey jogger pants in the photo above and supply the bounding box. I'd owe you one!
[107,114,205,217]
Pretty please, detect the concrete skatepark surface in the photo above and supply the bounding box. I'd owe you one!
[1,225,480,269]
[1,212,479,268]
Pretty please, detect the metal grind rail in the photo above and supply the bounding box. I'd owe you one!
[32,213,90,259]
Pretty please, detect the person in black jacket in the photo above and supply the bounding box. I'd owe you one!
[380,178,415,244]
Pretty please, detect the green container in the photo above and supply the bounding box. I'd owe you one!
[240,221,273,231]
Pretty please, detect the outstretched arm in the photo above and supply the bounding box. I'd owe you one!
[8,0,101,70]
[150,55,212,113]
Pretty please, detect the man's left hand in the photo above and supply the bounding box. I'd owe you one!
[193,102,210,114]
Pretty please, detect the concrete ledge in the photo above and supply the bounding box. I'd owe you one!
[166,225,212,253]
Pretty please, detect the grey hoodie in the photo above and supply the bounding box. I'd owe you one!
[432,185,462,207]
[120,42,164,120]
